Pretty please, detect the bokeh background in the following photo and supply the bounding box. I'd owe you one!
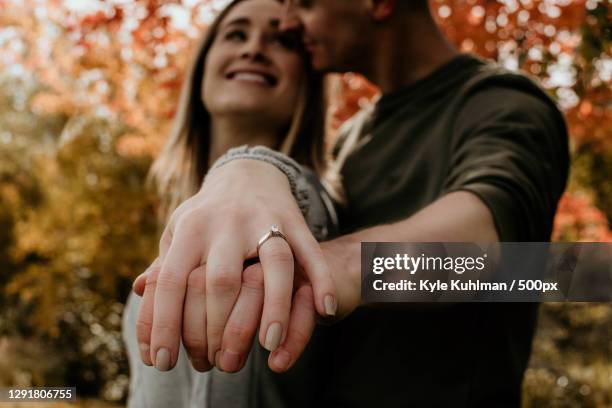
[0,0,610,406]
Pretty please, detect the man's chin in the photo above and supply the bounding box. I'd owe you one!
[311,54,353,75]
[312,59,337,74]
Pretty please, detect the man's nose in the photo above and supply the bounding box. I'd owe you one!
[279,1,301,32]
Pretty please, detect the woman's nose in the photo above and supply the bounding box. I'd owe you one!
[240,35,268,62]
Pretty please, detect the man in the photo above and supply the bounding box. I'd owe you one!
[136,1,569,406]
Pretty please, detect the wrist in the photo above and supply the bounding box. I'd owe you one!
[322,236,362,312]
[209,145,309,215]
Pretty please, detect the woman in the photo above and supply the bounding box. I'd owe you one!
[122,0,337,406]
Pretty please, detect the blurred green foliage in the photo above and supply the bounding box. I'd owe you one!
[0,74,158,399]
[524,303,611,407]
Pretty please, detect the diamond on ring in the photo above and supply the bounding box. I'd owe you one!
[257,225,289,255]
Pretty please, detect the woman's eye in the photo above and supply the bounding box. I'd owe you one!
[224,29,247,41]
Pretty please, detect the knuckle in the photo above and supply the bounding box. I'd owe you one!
[224,324,250,345]
[156,272,186,291]
[266,296,292,313]
[144,278,158,292]
[182,336,207,356]
[152,320,179,335]
[294,286,315,308]
[187,269,206,295]
[145,271,159,286]
[206,324,225,343]
[144,262,161,285]
[175,214,197,237]
[207,265,240,293]
[294,288,316,316]
[290,326,311,348]
[242,265,264,288]
[175,206,208,234]
[136,320,153,339]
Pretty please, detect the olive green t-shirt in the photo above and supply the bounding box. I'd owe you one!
[258,54,569,407]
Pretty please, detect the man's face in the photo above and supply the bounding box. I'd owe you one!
[281,0,372,73]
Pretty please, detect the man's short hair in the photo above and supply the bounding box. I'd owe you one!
[411,0,430,9]
[397,0,430,13]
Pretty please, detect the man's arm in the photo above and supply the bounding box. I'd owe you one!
[304,190,499,319]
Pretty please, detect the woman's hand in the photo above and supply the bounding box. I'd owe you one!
[132,235,361,373]
[133,261,318,373]
[134,159,337,372]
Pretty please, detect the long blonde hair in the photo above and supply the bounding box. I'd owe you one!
[149,0,327,221]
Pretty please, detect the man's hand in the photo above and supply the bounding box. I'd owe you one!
[268,238,361,371]
[135,159,337,372]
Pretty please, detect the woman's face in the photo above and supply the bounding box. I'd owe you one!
[202,0,305,127]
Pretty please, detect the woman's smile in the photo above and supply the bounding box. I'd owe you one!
[226,68,278,86]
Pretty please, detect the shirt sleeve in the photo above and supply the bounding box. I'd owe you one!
[442,86,570,241]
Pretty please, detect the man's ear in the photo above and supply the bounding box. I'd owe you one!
[368,0,397,21]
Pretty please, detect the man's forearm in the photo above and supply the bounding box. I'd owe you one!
[328,191,500,306]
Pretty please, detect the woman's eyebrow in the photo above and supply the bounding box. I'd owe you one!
[221,17,251,29]
[221,17,281,30]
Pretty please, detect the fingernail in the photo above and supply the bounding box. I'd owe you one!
[272,349,291,372]
[220,350,241,372]
[324,295,337,316]
[155,348,170,371]
[264,322,282,352]
[139,343,151,365]
[190,357,208,371]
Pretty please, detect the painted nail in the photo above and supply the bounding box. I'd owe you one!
[220,350,241,372]
[272,349,291,372]
[264,322,282,352]
[139,343,151,366]
[324,295,337,317]
[155,348,170,371]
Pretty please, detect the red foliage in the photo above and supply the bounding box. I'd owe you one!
[553,193,612,242]
[0,0,609,240]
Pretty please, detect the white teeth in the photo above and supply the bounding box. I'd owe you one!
[232,72,268,84]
